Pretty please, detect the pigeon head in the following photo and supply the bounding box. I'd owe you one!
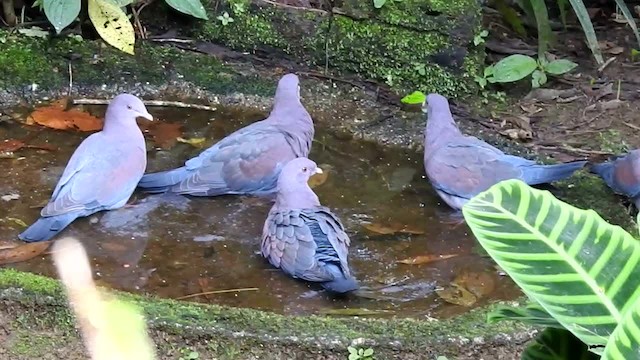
[275,157,322,209]
[107,94,153,123]
[423,93,450,115]
[275,73,301,101]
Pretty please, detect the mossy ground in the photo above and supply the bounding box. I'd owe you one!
[0,268,533,359]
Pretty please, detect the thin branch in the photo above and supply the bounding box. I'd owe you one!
[72,99,217,111]
[175,287,259,300]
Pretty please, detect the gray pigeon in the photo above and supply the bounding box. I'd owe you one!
[424,93,586,210]
[261,157,359,294]
[137,73,314,196]
[19,94,152,242]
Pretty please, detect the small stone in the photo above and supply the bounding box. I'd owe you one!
[1,194,19,201]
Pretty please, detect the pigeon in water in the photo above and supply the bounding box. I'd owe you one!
[261,157,359,294]
[19,94,152,242]
[590,150,640,208]
[423,93,586,211]
[137,73,314,197]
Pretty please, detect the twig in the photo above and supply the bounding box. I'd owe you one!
[624,122,640,131]
[72,99,217,111]
[148,38,194,44]
[297,71,365,88]
[68,62,73,97]
[597,56,617,73]
[175,287,259,300]
[256,0,328,14]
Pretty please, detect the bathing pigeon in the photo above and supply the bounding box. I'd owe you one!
[137,73,314,196]
[590,150,640,208]
[19,94,152,242]
[423,93,586,210]
[261,157,358,294]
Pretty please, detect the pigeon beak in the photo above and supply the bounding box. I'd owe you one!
[315,167,323,174]
[138,111,153,121]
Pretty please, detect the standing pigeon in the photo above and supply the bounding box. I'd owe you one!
[423,93,586,210]
[261,157,358,294]
[19,94,152,242]
[137,73,314,196]
[590,150,640,208]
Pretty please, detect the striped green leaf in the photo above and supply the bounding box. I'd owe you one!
[522,328,600,360]
[462,179,640,349]
[567,0,603,64]
[488,302,563,329]
[602,296,640,359]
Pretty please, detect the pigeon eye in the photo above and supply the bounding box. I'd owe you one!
[127,105,132,110]
[302,167,308,172]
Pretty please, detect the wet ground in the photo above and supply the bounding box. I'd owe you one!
[0,104,520,319]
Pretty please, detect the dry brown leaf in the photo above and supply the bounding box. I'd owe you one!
[145,122,183,149]
[27,99,103,132]
[0,240,52,265]
[499,128,533,141]
[397,254,459,265]
[436,283,477,307]
[362,222,425,235]
[453,271,496,298]
[0,139,25,152]
[308,164,332,188]
[585,99,624,112]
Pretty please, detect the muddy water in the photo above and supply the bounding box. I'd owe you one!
[0,104,520,318]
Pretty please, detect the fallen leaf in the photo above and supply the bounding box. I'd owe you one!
[145,122,182,149]
[176,137,206,147]
[362,222,425,235]
[453,271,496,298]
[397,254,459,265]
[499,128,533,141]
[27,99,103,131]
[1,194,20,201]
[5,217,27,227]
[524,88,580,102]
[585,99,624,112]
[436,283,477,307]
[0,139,25,152]
[308,164,332,188]
[0,241,52,265]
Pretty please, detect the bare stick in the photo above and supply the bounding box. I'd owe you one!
[175,287,259,300]
[72,99,217,112]
[68,62,73,97]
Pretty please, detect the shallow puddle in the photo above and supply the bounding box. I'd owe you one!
[0,103,520,318]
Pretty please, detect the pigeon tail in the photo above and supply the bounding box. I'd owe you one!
[137,167,190,193]
[320,263,359,294]
[521,160,587,185]
[18,212,80,243]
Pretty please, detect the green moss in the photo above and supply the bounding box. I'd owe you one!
[556,172,636,232]
[0,34,64,88]
[0,268,533,349]
[7,331,61,357]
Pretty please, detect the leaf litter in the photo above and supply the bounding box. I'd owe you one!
[27,98,103,131]
[0,240,52,265]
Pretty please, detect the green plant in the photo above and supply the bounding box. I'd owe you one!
[178,349,199,360]
[476,54,577,89]
[462,179,640,358]
[473,29,489,46]
[401,91,426,105]
[511,0,640,65]
[38,0,207,54]
[347,346,374,360]
[372,0,402,9]
[216,11,234,26]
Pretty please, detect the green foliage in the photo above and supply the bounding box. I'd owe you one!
[488,303,563,329]
[476,54,576,89]
[39,0,207,54]
[401,90,426,104]
[348,346,374,360]
[463,179,640,359]
[217,12,234,26]
[473,29,488,46]
[522,328,599,360]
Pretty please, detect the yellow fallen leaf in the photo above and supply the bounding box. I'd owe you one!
[6,217,28,227]
[396,254,458,265]
[88,0,135,55]
[176,137,206,147]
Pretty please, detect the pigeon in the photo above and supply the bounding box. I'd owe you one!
[590,150,640,208]
[137,73,314,197]
[423,93,586,210]
[19,94,152,242]
[261,157,359,294]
